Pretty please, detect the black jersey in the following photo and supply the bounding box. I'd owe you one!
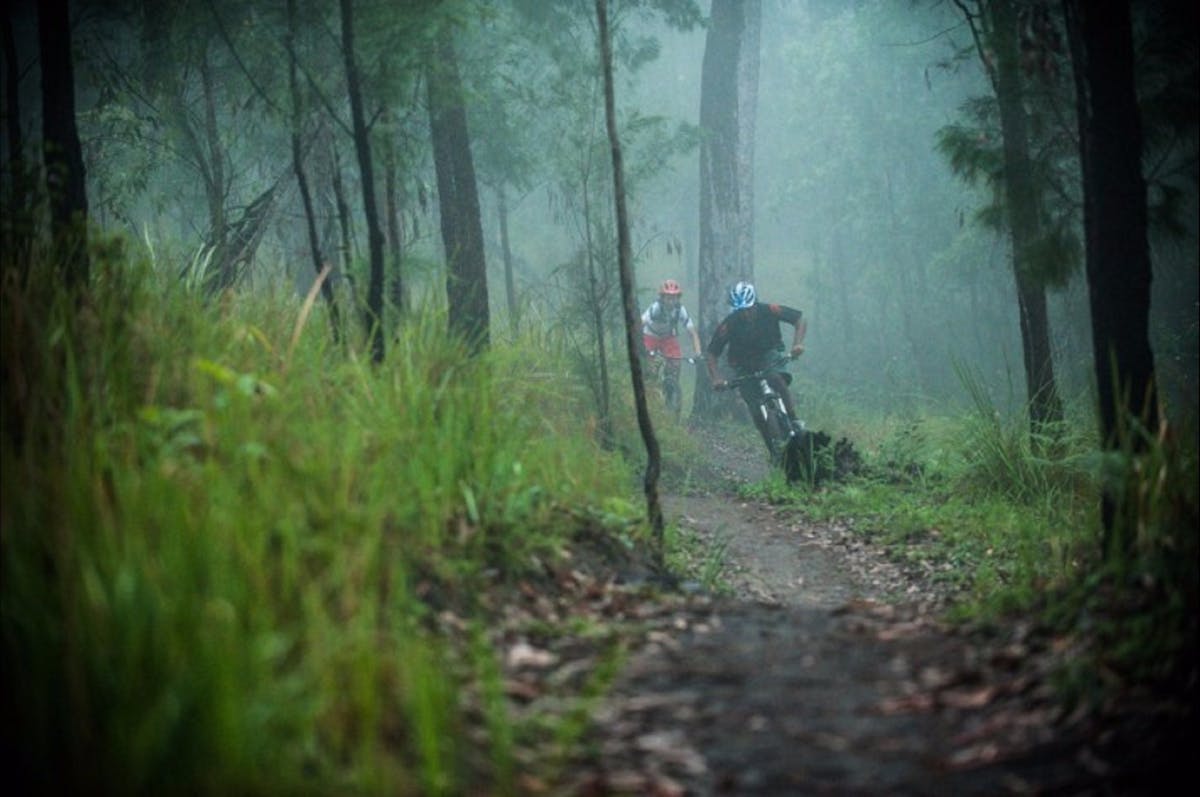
[707,302,803,373]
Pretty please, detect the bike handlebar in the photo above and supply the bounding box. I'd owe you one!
[715,354,796,391]
[646,350,698,364]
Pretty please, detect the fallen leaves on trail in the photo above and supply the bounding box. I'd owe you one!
[505,641,558,670]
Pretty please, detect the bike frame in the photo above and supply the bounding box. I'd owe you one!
[720,355,812,482]
[646,350,696,419]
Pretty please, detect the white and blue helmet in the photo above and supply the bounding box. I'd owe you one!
[729,281,757,309]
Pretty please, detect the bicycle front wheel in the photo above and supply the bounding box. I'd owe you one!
[663,376,682,418]
[762,402,793,464]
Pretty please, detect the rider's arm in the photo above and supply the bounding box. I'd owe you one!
[690,328,703,358]
[769,304,806,358]
[791,316,807,357]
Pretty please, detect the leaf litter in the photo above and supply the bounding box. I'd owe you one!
[444,428,1191,794]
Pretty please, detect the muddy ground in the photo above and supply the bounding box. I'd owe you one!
[547,426,1193,796]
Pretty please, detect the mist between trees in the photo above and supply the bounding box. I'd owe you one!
[3,0,1196,422]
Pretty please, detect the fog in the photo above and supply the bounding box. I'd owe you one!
[7,0,1196,418]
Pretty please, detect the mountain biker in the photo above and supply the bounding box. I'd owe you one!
[641,279,703,376]
[706,281,807,445]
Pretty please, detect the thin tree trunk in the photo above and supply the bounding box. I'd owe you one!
[426,26,490,354]
[883,167,939,397]
[992,0,1063,433]
[596,0,663,549]
[1063,0,1158,555]
[3,4,30,273]
[384,135,405,315]
[581,166,612,443]
[198,50,233,293]
[828,227,852,347]
[331,144,353,276]
[286,0,340,343]
[2,7,18,167]
[338,0,385,363]
[496,186,519,335]
[38,0,89,289]
[694,0,760,418]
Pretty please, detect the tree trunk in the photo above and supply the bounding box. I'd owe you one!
[991,0,1063,433]
[330,143,353,277]
[581,166,612,444]
[339,0,385,363]
[1,7,18,168]
[286,0,340,343]
[1063,0,1158,555]
[3,4,30,274]
[384,135,405,316]
[496,186,519,335]
[38,0,89,289]
[596,0,663,550]
[426,26,490,354]
[694,0,760,418]
[196,50,235,293]
[884,167,939,397]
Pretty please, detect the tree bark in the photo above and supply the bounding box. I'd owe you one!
[426,26,490,354]
[198,50,233,293]
[694,0,760,417]
[496,186,519,335]
[596,0,663,550]
[3,4,30,273]
[991,0,1063,433]
[330,143,353,277]
[287,0,340,343]
[339,0,386,363]
[2,7,19,169]
[581,162,612,444]
[38,0,89,288]
[383,135,405,315]
[1063,0,1158,554]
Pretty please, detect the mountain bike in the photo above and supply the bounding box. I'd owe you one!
[646,349,695,420]
[717,355,813,483]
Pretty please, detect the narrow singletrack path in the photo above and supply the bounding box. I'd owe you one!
[571,430,1170,795]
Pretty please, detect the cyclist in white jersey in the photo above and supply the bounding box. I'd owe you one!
[641,279,703,365]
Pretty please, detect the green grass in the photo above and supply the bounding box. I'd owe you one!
[749,401,1099,612]
[742,369,1196,706]
[2,243,644,794]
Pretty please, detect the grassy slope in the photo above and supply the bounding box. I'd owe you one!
[2,252,646,795]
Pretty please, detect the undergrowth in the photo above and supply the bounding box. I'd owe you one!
[1,243,645,795]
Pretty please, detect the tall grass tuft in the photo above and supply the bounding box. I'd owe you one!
[2,241,635,794]
[1083,410,1199,688]
[954,362,1094,505]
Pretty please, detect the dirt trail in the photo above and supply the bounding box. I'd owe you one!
[572,430,1179,795]
[665,494,911,611]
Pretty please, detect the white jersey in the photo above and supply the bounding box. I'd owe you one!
[641,300,695,338]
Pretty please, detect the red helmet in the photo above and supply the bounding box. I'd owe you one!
[660,279,682,296]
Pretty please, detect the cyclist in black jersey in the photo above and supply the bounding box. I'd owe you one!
[706,281,807,443]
